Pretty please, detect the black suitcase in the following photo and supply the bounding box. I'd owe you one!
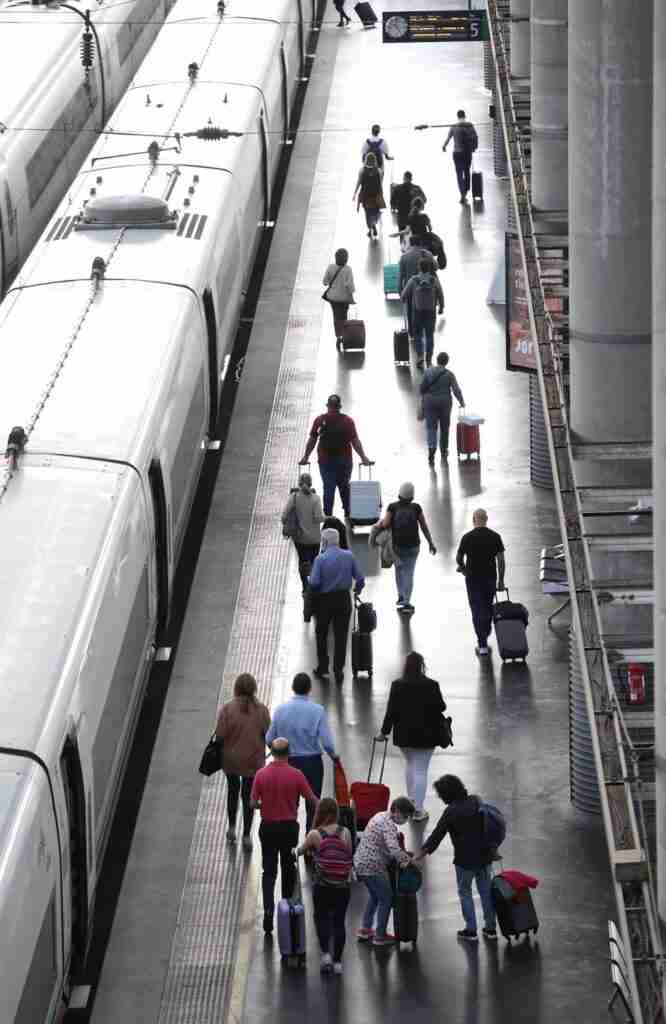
[394,328,409,365]
[357,600,377,633]
[394,890,418,947]
[355,1,377,26]
[493,589,528,662]
[338,804,358,850]
[491,877,539,942]
[352,630,373,679]
[471,170,483,201]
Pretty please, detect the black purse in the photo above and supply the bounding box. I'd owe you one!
[199,734,225,776]
[437,715,454,749]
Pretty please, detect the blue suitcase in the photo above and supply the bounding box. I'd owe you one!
[383,262,400,296]
[277,859,306,967]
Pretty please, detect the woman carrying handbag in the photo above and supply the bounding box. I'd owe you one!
[352,152,386,239]
[322,248,355,343]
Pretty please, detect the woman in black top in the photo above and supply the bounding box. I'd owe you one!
[374,481,436,613]
[380,651,446,821]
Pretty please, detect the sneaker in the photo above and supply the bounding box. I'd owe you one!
[333,961,343,975]
[372,933,396,946]
[403,603,415,614]
[396,596,405,606]
[313,666,330,680]
[412,809,429,822]
[396,600,406,612]
[476,646,489,656]
[242,835,253,852]
[263,914,273,935]
[227,828,237,843]
[428,448,436,465]
[356,927,374,942]
[320,952,333,972]
[457,928,478,942]
[482,927,498,941]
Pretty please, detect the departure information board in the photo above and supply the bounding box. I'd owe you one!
[382,10,488,44]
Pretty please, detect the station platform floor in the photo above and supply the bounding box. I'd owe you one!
[90,4,614,1023]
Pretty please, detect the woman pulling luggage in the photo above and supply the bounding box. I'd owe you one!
[322,248,355,345]
[353,152,386,239]
[295,798,354,974]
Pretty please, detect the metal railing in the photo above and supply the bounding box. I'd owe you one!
[486,3,662,1021]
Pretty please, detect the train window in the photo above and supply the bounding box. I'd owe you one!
[169,370,206,543]
[148,460,169,635]
[26,80,96,209]
[13,892,58,1024]
[60,741,88,975]
[202,289,219,436]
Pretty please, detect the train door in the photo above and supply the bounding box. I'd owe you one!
[148,459,170,636]
[202,289,219,436]
[259,111,270,225]
[60,740,88,976]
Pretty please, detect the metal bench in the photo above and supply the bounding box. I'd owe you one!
[608,920,634,1022]
[539,544,570,629]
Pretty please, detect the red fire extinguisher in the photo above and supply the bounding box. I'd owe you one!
[627,663,646,705]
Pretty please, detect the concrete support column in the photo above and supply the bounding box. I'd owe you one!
[569,1,652,444]
[530,0,567,211]
[653,0,666,950]
[510,0,531,78]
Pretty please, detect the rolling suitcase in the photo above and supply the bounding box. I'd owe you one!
[457,421,480,459]
[491,875,539,942]
[277,858,306,967]
[338,316,366,351]
[350,737,390,830]
[351,598,373,679]
[349,463,381,530]
[394,890,418,947]
[393,327,409,364]
[471,170,484,202]
[383,262,400,297]
[354,1,377,26]
[493,589,529,662]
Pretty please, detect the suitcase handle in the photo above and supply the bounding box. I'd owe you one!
[357,461,375,479]
[494,588,509,601]
[367,735,388,784]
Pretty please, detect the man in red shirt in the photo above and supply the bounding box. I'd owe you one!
[251,737,318,933]
[299,394,373,517]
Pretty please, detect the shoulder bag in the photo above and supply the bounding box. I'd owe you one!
[199,733,225,776]
[322,265,343,302]
[417,369,448,421]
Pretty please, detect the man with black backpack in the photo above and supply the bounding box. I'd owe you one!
[400,258,444,369]
[374,482,436,614]
[361,124,393,170]
[300,394,373,517]
[442,109,478,203]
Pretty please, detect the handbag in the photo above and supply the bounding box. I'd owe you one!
[199,733,225,776]
[282,491,301,539]
[322,264,343,302]
[436,714,454,749]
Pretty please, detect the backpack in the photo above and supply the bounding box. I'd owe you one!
[318,415,348,455]
[391,502,419,548]
[361,166,381,193]
[461,122,478,154]
[282,490,301,539]
[413,273,436,311]
[479,801,506,850]
[315,827,353,886]
[365,137,384,168]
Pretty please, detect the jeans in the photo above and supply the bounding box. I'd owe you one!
[424,396,452,453]
[318,457,353,516]
[412,308,436,360]
[453,151,472,195]
[289,754,324,832]
[225,773,254,835]
[465,577,497,646]
[313,884,351,960]
[455,864,496,932]
[363,205,381,230]
[400,747,434,811]
[329,300,349,339]
[294,541,319,589]
[393,545,420,603]
[315,590,352,677]
[259,820,299,919]
[360,873,394,937]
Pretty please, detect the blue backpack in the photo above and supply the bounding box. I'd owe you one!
[479,801,506,850]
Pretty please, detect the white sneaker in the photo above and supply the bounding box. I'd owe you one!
[320,952,333,973]
[333,961,343,975]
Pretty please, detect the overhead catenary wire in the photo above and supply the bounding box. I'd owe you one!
[0,121,494,139]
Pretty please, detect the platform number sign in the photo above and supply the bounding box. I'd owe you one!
[382,10,488,44]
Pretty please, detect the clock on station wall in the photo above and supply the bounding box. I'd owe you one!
[383,15,410,41]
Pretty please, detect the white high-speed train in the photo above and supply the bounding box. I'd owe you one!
[0,0,177,298]
[0,0,308,1019]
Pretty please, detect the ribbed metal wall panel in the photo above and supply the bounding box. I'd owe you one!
[569,631,601,813]
[529,372,554,487]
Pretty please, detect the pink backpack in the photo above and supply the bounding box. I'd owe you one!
[315,827,353,886]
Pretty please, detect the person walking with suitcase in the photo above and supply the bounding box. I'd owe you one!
[392,171,426,232]
[333,0,351,26]
[322,248,355,345]
[300,394,373,517]
[400,259,444,369]
[295,798,354,974]
[266,672,340,833]
[380,652,447,821]
[374,482,436,613]
[442,109,478,203]
[353,152,386,238]
[215,673,271,851]
[309,527,365,684]
[354,797,415,945]
[456,509,505,656]
[414,774,497,942]
[420,352,465,464]
[282,472,324,591]
[251,738,319,935]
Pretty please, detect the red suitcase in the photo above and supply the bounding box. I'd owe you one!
[350,737,390,830]
[457,421,480,459]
